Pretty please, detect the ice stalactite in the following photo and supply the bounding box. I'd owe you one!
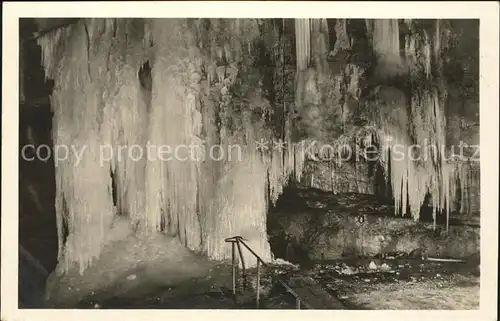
[208,144,272,265]
[372,19,400,62]
[378,131,427,220]
[107,21,150,226]
[295,18,369,195]
[38,19,172,275]
[371,19,407,79]
[144,19,303,266]
[38,19,122,275]
[404,20,454,227]
[365,19,373,39]
[331,19,351,57]
[310,19,330,74]
[404,20,448,82]
[201,19,274,263]
[147,19,205,250]
[297,18,360,143]
[369,20,475,229]
[41,18,276,273]
[372,86,452,226]
[434,20,441,64]
[445,158,480,215]
[294,19,310,71]
[295,19,477,229]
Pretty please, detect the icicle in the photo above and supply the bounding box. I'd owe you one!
[110,63,148,226]
[148,19,286,265]
[208,144,272,265]
[310,19,329,74]
[423,30,432,79]
[37,26,65,80]
[331,19,351,57]
[40,20,124,275]
[365,19,373,39]
[295,19,311,71]
[38,19,165,275]
[268,147,286,204]
[144,70,166,233]
[148,19,204,251]
[372,19,404,78]
[294,141,306,183]
[434,20,441,62]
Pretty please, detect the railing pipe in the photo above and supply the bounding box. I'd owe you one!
[225,236,306,309]
[231,241,236,296]
[236,241,247,286]
[256,260,261,308]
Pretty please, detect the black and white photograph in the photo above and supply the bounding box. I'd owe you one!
[2,2,499,320]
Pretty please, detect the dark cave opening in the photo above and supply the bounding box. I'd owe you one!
[110,168,118,208]
[138,60,152,92]
[266,183,396,267]
[266,183,476,269]
[265,150,477,268]
[19,18,59,275]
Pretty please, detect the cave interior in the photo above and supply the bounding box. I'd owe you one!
[18,18,480,309]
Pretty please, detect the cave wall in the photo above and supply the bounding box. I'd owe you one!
[268,189,480,263]
[19,18,59,273]
[299,158,380,196]
[308,212,480,260]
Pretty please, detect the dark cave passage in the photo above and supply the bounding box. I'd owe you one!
[266,184,480,267]
[266,186,396,266]
[19,18,59,275]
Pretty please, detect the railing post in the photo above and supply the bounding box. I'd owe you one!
[296,298,301,309]
[256,260,260,308]
[236,241,246,289]
[232,241,236,296]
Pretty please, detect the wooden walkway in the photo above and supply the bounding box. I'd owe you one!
[287,276,345,309]
[225,236,345,310]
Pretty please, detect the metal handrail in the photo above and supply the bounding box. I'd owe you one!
[224,236,305,309]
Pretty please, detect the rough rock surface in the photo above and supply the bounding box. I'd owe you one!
[267,188,480,264]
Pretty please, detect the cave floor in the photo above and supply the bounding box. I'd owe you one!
[40,188,480,309]
[42,225,479,309]
[303,257,480,309]
[66,256,478,310]
[45,233,234,308]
